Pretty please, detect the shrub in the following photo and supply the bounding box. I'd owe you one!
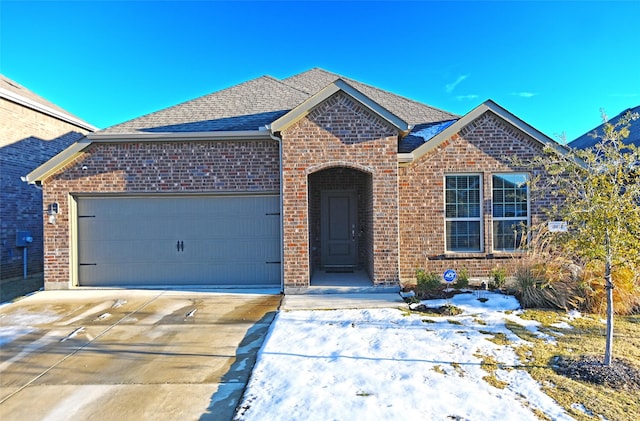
[490,267,507,289]
[454,268,470,289]
[415,269,441,296]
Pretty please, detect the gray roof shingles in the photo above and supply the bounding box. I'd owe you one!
[284,68,458,126]
[1,74,92,125]
[569,105,640,149]
[99,69,459,145]
[101,76,309,134]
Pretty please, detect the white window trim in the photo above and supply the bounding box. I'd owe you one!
[491,172,530,253]
[444,173,484,253]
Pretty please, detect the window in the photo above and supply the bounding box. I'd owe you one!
[445,175,482,252]
[492,173,529,251]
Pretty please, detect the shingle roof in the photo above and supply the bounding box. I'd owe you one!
[99,68,458,135]
[283,68,458,126]
[569,105,640,149]
[0,74,96,131]
[1,74,71,115]
[399,120,458,153]
[101,76,310,134]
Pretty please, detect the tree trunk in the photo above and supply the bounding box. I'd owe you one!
[604,229,614,366]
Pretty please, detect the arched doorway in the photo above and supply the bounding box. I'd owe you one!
[308,166,373,286]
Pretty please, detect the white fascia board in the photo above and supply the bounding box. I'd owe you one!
[0,88,98,132]
[484,101,569,156]
[24,139,93,184]
[86,130,273,142]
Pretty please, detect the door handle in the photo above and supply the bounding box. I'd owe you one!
[177,241,184,252]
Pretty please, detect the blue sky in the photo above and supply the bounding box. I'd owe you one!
[1,0,639,142]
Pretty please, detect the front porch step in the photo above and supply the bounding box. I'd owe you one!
[285,284,400,295]
[282,292,406,310]
[323,265,356,273]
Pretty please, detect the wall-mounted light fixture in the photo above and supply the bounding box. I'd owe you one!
[48,202,59,224]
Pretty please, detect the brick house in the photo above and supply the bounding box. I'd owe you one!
[1,75,96,280]
[25,69,565,292]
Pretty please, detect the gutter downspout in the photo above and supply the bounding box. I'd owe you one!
[268,128,285,294]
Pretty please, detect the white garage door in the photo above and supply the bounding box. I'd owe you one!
[76,195,281,287]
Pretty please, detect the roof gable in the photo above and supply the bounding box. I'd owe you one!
[283,68,458,126]
[269,79,410,134]
[407,100,567,161]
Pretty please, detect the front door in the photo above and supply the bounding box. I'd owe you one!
[321,190,357,269]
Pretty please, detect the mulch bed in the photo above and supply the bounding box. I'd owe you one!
[553,355,640,391]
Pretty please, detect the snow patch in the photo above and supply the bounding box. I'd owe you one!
[411,120,457,142]
[61,327,85,342]
[236,293,574,420]
[0,327,34,346]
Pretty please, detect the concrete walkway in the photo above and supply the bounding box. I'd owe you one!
[282,292,407,311]
[0,289,281,421]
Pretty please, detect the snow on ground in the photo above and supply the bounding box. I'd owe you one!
[0,308,61,346]
[235,291,575,421]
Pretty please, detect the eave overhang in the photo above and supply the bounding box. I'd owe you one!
[24,130,274,184]
[23,139,92,184]
[86,130,273,142]
[0,87,98,132]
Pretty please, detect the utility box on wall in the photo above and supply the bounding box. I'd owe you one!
[16,230,33,247]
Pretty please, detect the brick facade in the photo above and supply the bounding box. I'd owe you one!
[1,97,89,279]
[33,85,560,291]
[280,92,400,289]
[41,140,279,289]
[398,111,554,283]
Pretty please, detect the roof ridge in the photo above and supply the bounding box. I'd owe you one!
[280,67,342,94]
[272,73,315,96]
[283,68,459,120]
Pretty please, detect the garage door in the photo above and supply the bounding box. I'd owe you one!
[76,195,280,287]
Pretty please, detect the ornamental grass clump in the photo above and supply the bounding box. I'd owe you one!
[513,256,583,310]
[581,261,640,316]
[512,225,584,310]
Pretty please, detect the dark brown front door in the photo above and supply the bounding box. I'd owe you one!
[321,190,357,269]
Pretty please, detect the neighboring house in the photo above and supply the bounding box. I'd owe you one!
[569,105,640,149]
[25,68,565,292]
[1,75,97,280]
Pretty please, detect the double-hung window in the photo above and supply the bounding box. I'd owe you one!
[492,173,529,251]
[445,174,482,252]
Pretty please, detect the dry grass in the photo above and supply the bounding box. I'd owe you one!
[507,310,640,421]
[581,261,640,315]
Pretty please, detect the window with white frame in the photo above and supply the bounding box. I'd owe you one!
[492,173,529,251]
[445,174,482,252]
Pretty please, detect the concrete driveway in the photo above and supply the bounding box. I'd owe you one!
[0,289,281,421]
